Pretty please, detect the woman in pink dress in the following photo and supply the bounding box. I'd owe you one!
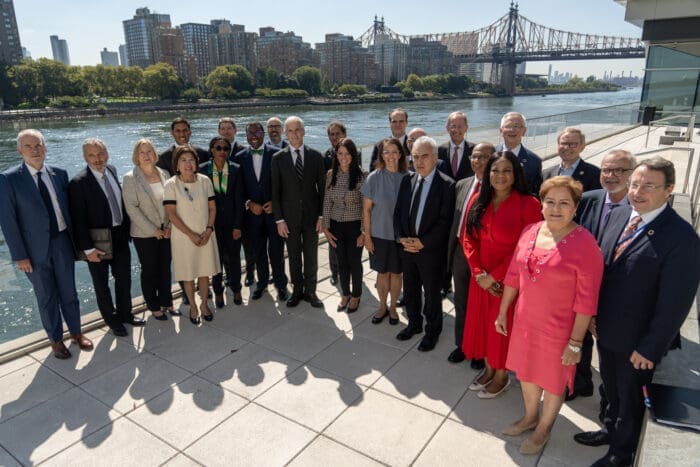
[462,151,542,398]
[496,176,603,455]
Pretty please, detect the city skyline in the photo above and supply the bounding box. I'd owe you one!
[15,0,645,79]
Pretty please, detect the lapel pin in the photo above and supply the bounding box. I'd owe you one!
[579,170,584,176]
[647,230,654,236]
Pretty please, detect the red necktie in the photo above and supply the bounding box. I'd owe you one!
[451,146,459,176]
[614,215,642,260]
[459,181,480,242]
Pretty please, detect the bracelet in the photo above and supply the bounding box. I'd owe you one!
[569,337,583,344]
[206,225,214,231]
[567,343,582,353]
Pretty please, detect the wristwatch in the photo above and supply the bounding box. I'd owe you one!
[567,343,582,353]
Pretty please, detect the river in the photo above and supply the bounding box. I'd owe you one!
[0,88,641,343]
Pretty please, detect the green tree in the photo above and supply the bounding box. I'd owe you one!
[256,67,280,89]
[405,73,423,92]
[335,84,367,96]
[143,63,182,99]
[292,66,322,96]
[205,64,254,98]
[8,63,40,103]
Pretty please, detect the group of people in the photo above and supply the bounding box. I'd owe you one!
[0,107,698,467]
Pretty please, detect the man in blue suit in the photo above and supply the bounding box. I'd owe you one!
[0,129,93,359]
[580,157,700,467]
[542,128,601,192]
[496,112,543,195]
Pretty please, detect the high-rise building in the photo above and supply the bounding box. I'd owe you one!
[370,34,406,85]
[122,7,171,68]
[406,37,455,77]
[118,44,128,66]
[316,34,379,88]
[0,0,22,65]
[180,22,215,78]
[50,35,70,65]
[208,21,257,76]
[256,28,312,76]
[21,47,30,60]
[100,47,119,66]
[153,26,187,78]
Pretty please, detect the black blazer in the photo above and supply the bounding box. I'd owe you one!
[447,176,478,263]
[542,159,602,192]
[228,141,246,162]
[495,144,543,195]
[199,160,245,230]
[575,189,607,242]
[68,165,130,251]
[394,170,455,254]
[369,136,410,171]
[596,204,700,362]
[271,145,326,228]
[437,141,475,181]
[236,144,276,206]
[156,144,210,176]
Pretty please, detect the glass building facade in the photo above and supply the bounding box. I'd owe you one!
[641,42,700,114]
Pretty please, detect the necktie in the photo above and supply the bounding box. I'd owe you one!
[601,203,618,231]
[251,148,263,156]
[613,215,642,260]
[451,146,459,176]
[294,149,303,180]
[409,178,424,237]
[37,171,59,237]
[103,173,123,226]
[459,180,480,241]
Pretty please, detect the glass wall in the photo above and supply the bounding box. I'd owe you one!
[641,43,700,116]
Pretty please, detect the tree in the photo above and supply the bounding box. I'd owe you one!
[405,73,423,91]
[292,66,322,96]
[335,84,367,97]
[204,64,254,98]
[256,67,280,89]
[143,63,182,100]
[8,63,39,103]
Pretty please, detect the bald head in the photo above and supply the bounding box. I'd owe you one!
[407,127,427,152]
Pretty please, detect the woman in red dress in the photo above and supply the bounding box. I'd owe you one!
[462,151,542,398]
[496,176,603,455]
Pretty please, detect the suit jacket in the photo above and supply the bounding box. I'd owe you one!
[266,139,288,151]
[271,145,326,228]
[199,160,245,230]
[447,176,478,264]
[0,163,74,263]
[394,169,455,255]
[228,141,246,162]
[575,189,629,243]
[597,204,700,362]
[542,159,602,192]
[236,144,276,206]
[156,144,210,176]
[437,141,475,181]
[68,164,130,251]
[495,144,543,195]
[369,136,410,171]
[122,166,171,238]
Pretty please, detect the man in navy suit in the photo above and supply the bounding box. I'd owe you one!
[542,128,601,192]
[579,157,699,467]
[496,112,543,195]
[237,122,289,302]
[0,130,93,359]
[394,136,455,352]
[369,108,409,171]
[437,111,475,182]
[217,117,246,160]
[156,117,210,176]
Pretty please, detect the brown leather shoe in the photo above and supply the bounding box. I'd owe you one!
[51,341,71,359]
[71,334,94,351]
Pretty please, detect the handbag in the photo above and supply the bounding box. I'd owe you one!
[77,228,113,261]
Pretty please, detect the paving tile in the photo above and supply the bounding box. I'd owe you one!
[539,404,608,466]
[288,436,382,467]
[127,375,247,450]
[0,355,36,378]
[414,419,536,466]
[161,453,205,466]
[256,365,364,431]
[81,352,191,415]
[0,446,21,467]
[255,316,343,362]
[349,312,418,351]
[202,301,299,341]
[296,293,372,332]
[308,333,406,386]
[118,312,183,351]
[198,342,302,400]
[0,362,73,421]
[43,417,177,467]
[0,387,118,465]
[185,403,315,466]
[325,389,443,466]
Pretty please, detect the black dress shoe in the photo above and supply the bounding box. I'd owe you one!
[440,288,451,299]
[202,312,214,322]
[124,317,146,326]
[396,293,405,307]
[233,292,243,305]
[448,348,465,363]
[590,454,631,467]
[51,341,72,359]
[112,327,128,337]
[418,334,438,352]
[215,294,225,308]
[252,288,265,300]
[330,275,338,286]
[269,277,275,284]
[278,288,289,301]
[286,293,303,307]
[244,276,255,286]
[396,326,422,341]
[573,430,610,447]
[565,386,594,401]
[304,293,323,308]
[471,358,486,370]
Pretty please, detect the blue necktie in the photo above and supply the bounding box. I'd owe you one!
[37,171,59,237]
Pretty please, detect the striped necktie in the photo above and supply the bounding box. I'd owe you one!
[294,149,303,180]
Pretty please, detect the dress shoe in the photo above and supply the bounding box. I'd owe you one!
[388,310,399,325]
[70,334,94,351]
[244,275,255,287]
[286,292,303,307]
[396,293,405,307]
[371,310,387,324]
[573,430,610,447]
[165,307,181,316]
[252,288,265,300]
[269,277,275,284]
[112,327,128,337]
[346,297,360,313]
[152,311,168,321]
[396,325,422,341]
[330,275,338,286]
[337,296,349,312]
[233,292,243,305]
[478,378,511,399]
[51,341,71,359]
[440,287,451,299]
[519,433,550,455]
[304,293,323,308]
[277,288,289,301]
[202,313,214,322]
[471,358,486,370]
[469,370,493,391]
[215,294,225,308]
[447,348,465,363]
[590,454,632,467]
[124,317,146,326]
[565,386,594,401]
[417,334,438,352]
[502,420,538,436]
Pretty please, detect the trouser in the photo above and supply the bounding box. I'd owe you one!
[451,244,470,347]
[328,239,338,278]
[329,220,363,297]
[286,222,319,295]
[212,225,242,294]
[133,236,173,311]
[241,228,256,279]
[248,212,287,291]
[401,250,443,337]
[572,330,595,391]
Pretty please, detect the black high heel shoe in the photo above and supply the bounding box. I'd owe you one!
[388,309,399,325]
[189,307,200,325]
[371,309,388,324]
[347,297,360,313]
[201,307,214,322]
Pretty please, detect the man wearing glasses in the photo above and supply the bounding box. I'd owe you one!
[266,117,288,150]
[496,112,543,195]
[543,127,601,192]
[437,111,475,182]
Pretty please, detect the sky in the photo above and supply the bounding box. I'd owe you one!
[14,0,645,79]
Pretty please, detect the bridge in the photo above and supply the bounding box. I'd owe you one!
[359,2,645,95]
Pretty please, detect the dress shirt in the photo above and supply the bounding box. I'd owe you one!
[456,178,481,238]
[290,145,304,165]
[89,166,123,227]
[504,144,522,156]
[557,158,581,177]
[600,191,629,232]
[411,168,437,235]
[626,204,668,242]
[251,148,263,181]
[26,164,68,231]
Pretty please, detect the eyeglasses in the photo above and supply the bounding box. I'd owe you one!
[559,142,580,148]
[501,125,524,130]
[212,145,231,152]
[601,167,632,176]
[246,130,263,136]
[629,183,666,192]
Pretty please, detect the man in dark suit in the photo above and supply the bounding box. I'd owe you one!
[156,117,210,176]
[369,108,409,171]
[577,157,699,467]
[542,127,601,192]
[571,150,635,404]
[271,116,326,308]
[69,138,145,337]
[266,116,288,150]
[446,142,492,368]
[437,111,475,182]
[0,130,93,359]
[496,112,543,195]
[238,122,289,302]
[394,136,455,351]
[217,117,246,160]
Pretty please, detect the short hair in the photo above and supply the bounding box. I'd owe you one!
[82,137,108,154]
[246,121,264,133]
[412,136,438,156]
[376,138,408,172]
[266,116,282,126]
[473,141,496,156]
[447,111,468,127]
[635,156,675,186]
[172,144,199,174]
[326,121,347,135]
[208,136,230,151]
[389,108,408,122]
[284,115,304,131]
[17,129,45,148]
[500,111,527,128]
[131,138,158,166]
[557,127,586,146]
[539,176,583,205]
[171,117,190,131]
[602,149,636,169]
[218,117,236,129]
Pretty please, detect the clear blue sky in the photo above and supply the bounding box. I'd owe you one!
[15,0,645,78]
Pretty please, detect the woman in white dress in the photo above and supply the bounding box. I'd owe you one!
[163,145,220,324]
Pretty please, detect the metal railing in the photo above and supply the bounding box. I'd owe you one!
[645,112,697,147]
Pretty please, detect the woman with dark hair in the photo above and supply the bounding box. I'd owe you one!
[163,145,220,324]
[322,138,366,312]
[462,151,541,398]
[361,138,408,324]
[201,136,245,307]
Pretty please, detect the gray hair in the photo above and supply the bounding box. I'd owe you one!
[603,149,636,169]
[284,116,305,131]
[447,111,468,126]
[82,137,108,154]
[500,112,527,129]
[17,129,45,148]
[413,136,438,156]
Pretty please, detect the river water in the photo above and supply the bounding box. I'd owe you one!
[0,88,641,343]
